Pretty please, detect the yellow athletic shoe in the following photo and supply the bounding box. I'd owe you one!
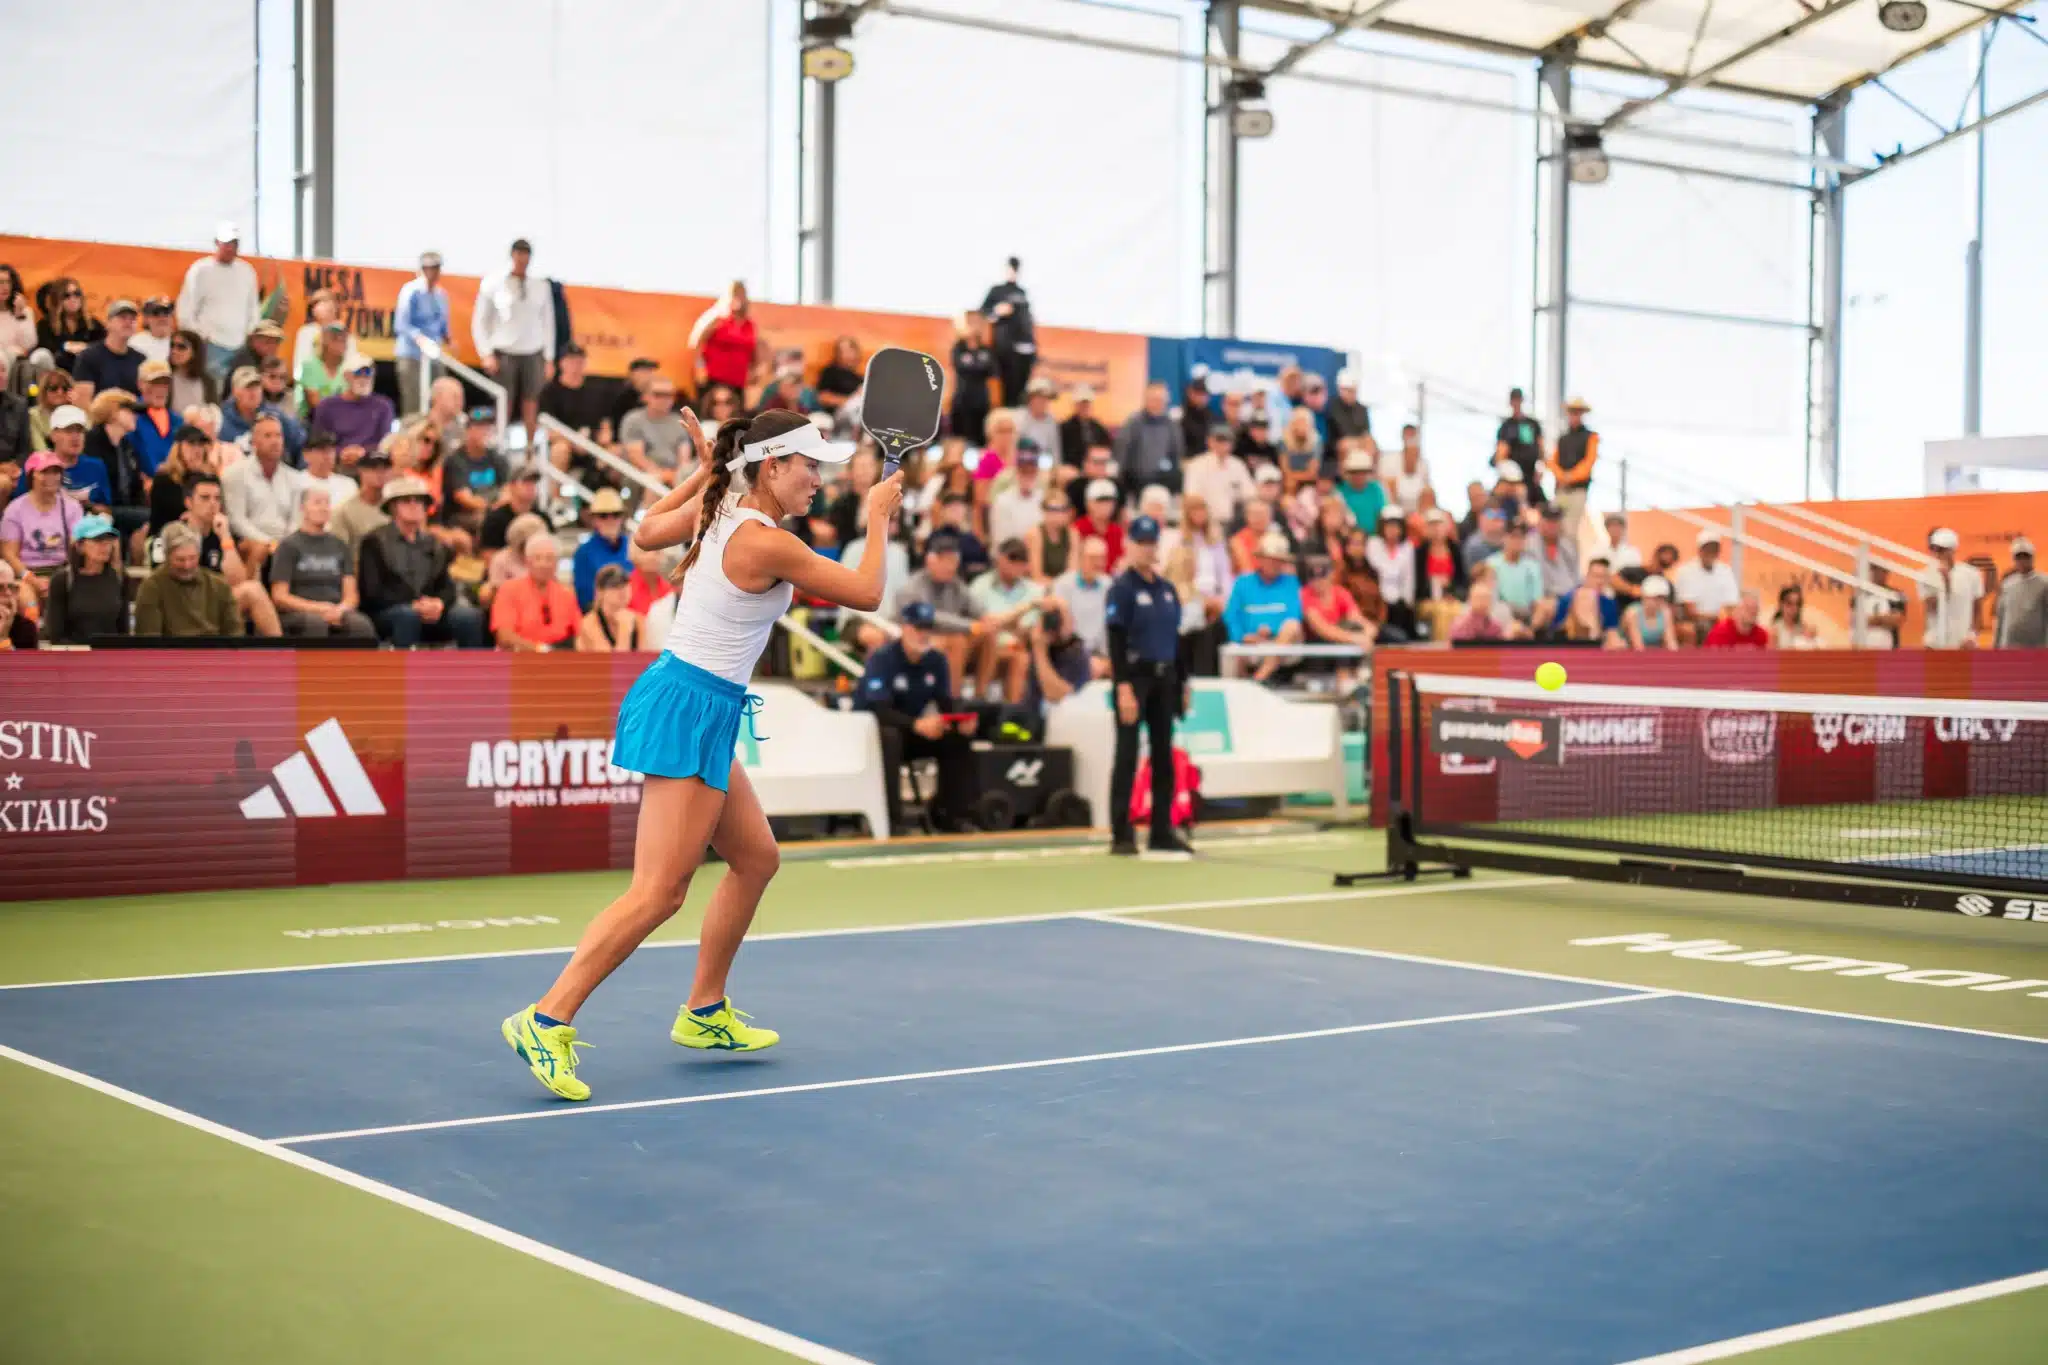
[671,999,780,1052]
[502,1005,592,1101]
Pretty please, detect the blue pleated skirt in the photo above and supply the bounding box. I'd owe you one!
[611,653,759,791]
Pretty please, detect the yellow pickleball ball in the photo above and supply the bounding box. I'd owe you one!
[1535,661,1568,692]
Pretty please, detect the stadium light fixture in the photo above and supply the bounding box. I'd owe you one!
[1877,1,1929,32]
[802,9,857,82]
[1565,126,1609,184]
[1225,75,1275,139]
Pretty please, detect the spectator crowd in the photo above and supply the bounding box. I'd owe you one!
[1,232,2043,661]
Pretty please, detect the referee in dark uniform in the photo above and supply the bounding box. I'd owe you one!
[1105,515,1190,857]
[853,601,976,833]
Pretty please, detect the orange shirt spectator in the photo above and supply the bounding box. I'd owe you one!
[490,532,578,651]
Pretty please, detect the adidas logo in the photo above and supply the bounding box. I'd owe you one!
[240,719,387,820]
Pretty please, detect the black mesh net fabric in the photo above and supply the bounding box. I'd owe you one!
[1403,681,2048,894]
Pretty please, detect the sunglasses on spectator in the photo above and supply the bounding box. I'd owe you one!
[63,289,83,299]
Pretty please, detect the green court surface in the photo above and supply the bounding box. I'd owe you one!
[3,827,2043,1364]
[1486,794,2048,868]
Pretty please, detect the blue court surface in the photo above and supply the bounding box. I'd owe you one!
[4,915,2045,1364]
[1865,843,2048,885]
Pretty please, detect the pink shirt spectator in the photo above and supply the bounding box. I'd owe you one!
[2,494,84,571]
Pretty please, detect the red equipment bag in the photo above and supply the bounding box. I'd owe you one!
[1130,746,1201,830]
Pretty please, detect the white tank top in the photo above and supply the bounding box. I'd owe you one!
[662,506,794,685]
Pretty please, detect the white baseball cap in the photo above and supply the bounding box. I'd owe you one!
[1929,527,1960,550]
[1494,462,1524,484]
[49,404,88,430]
[1335,368,1357,390]
[2013,536,2036,557]
[1342,449,1374,473]
[1696,528,1723,547]
[214,220,240,243]
[1642,574,1672,599]
[1085,478,1119,502]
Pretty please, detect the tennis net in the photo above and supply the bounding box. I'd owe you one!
[1382,671,2048,916]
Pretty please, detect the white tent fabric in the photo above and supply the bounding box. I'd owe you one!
[0,3,256,251]
[833,0,1185,335]
[1309,0,2012,102]
[1234,34,1523,431]
[332,0,770,293]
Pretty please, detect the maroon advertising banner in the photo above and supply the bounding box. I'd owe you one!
[3,652,654,902]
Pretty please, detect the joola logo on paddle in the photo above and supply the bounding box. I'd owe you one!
[922,356,940,389]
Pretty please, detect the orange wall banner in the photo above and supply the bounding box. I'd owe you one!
[0,234,1149,421]
[1622,491,2047,647]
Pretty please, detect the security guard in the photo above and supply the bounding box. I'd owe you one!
[1104,515,1190,856]
[853,600,977,832]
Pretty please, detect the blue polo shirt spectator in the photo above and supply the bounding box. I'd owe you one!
[394,252,452,415]
[571,488,633,609]
[394,254,452,360]
[17,408,114,507]
[1222,531,1304,642]
[1491,528,1546,620]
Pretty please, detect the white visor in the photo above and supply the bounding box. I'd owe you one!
[729,422,857,472]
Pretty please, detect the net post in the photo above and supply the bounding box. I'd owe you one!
[1334,670,1463,888]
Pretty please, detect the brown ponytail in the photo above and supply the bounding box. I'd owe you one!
[677,422,746,578]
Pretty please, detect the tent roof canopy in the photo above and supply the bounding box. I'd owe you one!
[1248,0,2022,104]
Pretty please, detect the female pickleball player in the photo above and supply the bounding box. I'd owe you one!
[503,408,903,1100]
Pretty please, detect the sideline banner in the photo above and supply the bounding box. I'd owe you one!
[0,234,1149,421]
[1366,646,2048,827]
[1,652,881,903]
[1148,336,1346,410]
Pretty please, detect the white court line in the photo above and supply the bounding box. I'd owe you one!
[0,875,1568,993]
[273,990,1664,1146]
[1086,914,2048,1048]
[0,1043,873,1365]
[1615,1267,2048,1363]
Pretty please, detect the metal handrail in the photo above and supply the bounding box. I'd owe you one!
[1665,507,1906,607]
[1765,501,1938,571]
[537,459,594,504]
[536,414,670,501]
[414,337,507,452]
[772,613,864,678]
[1727,503,1925,580]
